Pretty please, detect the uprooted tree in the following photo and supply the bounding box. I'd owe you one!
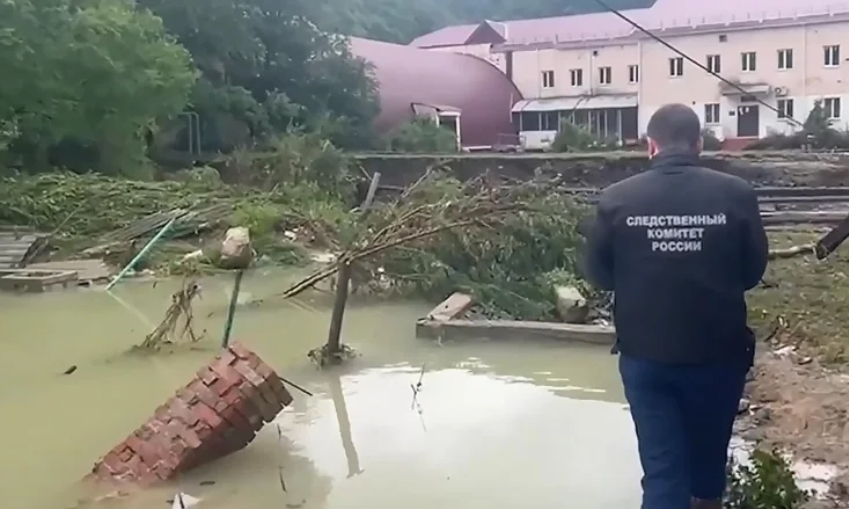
[252,170,589,365]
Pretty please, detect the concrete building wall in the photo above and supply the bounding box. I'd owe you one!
[511,44,640,99]
[415,8,849,146]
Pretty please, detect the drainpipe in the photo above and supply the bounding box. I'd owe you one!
[636,40,643,134]
[802,22,808,124]
[537,49,542,96]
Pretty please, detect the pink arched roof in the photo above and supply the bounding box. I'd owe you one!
[349,37,522,147]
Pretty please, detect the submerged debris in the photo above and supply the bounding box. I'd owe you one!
[139,277,203,350]
[307,343,358,367]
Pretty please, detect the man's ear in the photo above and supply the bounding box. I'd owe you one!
[647,137,659,158]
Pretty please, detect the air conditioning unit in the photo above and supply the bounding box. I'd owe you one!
[774,86,789,97]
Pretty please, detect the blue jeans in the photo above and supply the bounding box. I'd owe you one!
[619,354,748,509]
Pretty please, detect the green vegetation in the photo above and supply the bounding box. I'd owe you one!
[367,177,587,320]
[320,0,652,44]
[385,116,459,154]
[0,0,379,176]
[747,100,849,151]
[727,449,809,509]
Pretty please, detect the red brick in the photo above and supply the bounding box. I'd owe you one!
[218,348,238,366]
[228,342,253,360]
[194,401,224,429]
[90,344,293,486]
[238,380,277,422]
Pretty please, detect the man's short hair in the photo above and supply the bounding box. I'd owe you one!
[646,103,702,152]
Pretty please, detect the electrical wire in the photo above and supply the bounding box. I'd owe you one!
[590,0,805,128]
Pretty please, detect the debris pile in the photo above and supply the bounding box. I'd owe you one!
[271,172,592,322]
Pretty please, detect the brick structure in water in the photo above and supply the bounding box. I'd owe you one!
[91,342,294,484]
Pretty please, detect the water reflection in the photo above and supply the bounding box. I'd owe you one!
[326,372,363,478]
[275,365,641,509]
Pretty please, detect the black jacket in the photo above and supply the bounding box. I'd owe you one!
[584,151,768,365]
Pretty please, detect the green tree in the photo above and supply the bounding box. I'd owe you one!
[316,0,654,44]
[140,0,380,152]
[0,0,196,175]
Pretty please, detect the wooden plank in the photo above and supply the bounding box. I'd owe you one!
[0,234,42,269]
[415,318,616,345]
[426,292,474,321]
[26,260,112,283]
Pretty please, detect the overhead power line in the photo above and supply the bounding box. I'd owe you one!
[590,0,805,128]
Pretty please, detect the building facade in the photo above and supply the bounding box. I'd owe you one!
[410,1,849,150]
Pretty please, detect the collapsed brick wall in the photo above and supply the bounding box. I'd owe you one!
[91,342,294,485]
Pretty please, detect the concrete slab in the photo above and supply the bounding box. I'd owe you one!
[426,292,474,321]
[0,269,79,293]
[416,317,616,345]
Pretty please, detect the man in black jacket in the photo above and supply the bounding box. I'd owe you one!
[584,103,768,509]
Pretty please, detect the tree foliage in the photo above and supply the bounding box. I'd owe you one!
[139,0,380,153]
[321,0,654,44]
[0,0,196,175]
[385,116,459,153]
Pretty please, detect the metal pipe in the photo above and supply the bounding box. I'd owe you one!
[105,216,179,291]
[221,269,245,348]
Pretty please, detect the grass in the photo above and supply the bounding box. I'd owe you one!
[748,229,849,363]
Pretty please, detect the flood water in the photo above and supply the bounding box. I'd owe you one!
[0,269,640,509]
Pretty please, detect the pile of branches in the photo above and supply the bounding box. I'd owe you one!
[273,171,590,320]
[0,173,244,236]
[140,278,204,349]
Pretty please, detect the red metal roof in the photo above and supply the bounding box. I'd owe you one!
[348,37,522,147]
[410,9,650,47]
[410,0,849,48]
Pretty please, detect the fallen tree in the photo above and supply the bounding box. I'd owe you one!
[263,170,591,321]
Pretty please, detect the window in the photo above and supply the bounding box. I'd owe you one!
[570,68,583,87]
[541,70,555,88]
[824,97,841,119]
[777,49,793,70]
[824,45,841,67]
[706,54,721,74]
[741,52,756,72]
[541,111,559,131]
[777,99,794,119]
[628,65,639,84]
[718,34,727,43]
[669,57,684,77]
[598,66,612,85]
[704,103,720,125]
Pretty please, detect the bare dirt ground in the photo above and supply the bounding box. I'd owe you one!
[736,229,849,506]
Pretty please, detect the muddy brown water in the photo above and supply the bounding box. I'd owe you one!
[0,269,641,509]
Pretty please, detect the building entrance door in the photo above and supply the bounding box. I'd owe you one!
[736,104,760,137]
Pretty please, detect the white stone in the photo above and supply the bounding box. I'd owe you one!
[219,227,252,269]
[555,285,589,324]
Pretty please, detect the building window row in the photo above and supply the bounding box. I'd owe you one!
[702,97,840,125]
[670,45,840,78]
[541,65,637,88]
[540,44,842,88]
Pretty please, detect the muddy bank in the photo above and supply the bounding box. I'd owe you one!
[735,344,849,507]
[354,152,849,189]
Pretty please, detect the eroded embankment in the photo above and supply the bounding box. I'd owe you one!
[353,152,849,189]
